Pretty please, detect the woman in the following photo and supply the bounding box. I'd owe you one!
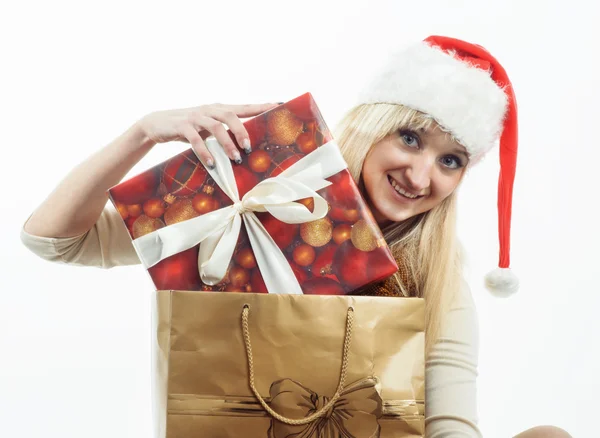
[20,36,570,437]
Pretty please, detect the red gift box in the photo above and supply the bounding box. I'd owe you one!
[108,93,398,294]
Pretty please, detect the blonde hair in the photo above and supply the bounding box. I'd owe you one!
[333,103,463,354]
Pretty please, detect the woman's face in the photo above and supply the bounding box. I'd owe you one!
[362,125,468,226]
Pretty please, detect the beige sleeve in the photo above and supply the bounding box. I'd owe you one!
[20,206,141,268]
[425,282,483,438]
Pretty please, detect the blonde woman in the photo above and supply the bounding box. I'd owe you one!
[20,36,570,437]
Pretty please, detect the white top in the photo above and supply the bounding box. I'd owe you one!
[20,206,483,437]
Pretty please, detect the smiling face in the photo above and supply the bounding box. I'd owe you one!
[362,124,468,226]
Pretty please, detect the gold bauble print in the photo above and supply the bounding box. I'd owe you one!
[350,219,379,252]
[132,215,166,239]
[164,198,199,225]
[300,217,333,247]
[267,108,304,146]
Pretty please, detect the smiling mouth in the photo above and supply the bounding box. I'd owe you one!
[387,175,423,200]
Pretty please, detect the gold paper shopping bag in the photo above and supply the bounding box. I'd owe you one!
[151,291,425,438]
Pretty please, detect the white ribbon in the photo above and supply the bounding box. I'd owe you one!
[132,137,348,295]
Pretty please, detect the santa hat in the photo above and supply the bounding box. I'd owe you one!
[356,35,519,297]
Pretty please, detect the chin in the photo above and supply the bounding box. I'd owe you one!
[372,203,420,225]
[385,209,419,224]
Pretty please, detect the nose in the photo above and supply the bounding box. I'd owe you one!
[405,156,433,191]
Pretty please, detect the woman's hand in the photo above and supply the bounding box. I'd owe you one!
[138,102,280,168]
[22,101,280,239]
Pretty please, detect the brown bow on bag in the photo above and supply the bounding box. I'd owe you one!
[267,377,383,438]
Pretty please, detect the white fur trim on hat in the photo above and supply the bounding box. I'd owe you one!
[484,267,519,297]
[356,42,509,161]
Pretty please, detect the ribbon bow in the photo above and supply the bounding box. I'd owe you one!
[267,377,383,438]
[132,137,348,295]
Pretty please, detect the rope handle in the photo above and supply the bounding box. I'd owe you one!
[241,304,355,426]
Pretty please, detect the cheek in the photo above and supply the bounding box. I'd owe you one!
[434,172,464,199]
[361,154,383,197]
[362,145,397,180]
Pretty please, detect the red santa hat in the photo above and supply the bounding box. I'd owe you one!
[356,35,519,297]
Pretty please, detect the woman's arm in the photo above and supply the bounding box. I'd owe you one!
[21,206,142,268]
[23,103,279,239]
[24,123,155,238]
[425,281,483,438]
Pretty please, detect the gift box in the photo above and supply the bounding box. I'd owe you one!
[108,93,398,294]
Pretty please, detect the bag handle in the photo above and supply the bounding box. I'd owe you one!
[241,304,355,425]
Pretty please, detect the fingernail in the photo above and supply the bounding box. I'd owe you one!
[243,139,252,154]
[206,158,215,169]
[233,151,242,164]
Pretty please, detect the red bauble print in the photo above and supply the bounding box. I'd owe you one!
[311,244,338,280]
[115,201,129,219]
[250,269,268,294]
[290,262,308,284]
[366,249,398,283]
[268,154,303,178]
[332,224,352,245]
[326,170,357,209]
[148,247,202,290]
[332,240,370,289]
[234,247,257,270]
[232,165,259,198]
[162,150,208,197]
[110,170,160,204]
[296,131,318,154]
[192,193,219,215]
[329,206,360,224]
[292,244,316,267]
[127,204,143,218]
[248,262,307,294]
[284,93,317,121]
[256,212,299,249]
[302,277,345,295]
[248,150,272,173]
[229,265,250,287]
[245,114,268,145]
[143,198,166,218]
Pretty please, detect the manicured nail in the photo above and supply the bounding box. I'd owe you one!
[233,151,242,164]
[205,158,215,169]
[243,138,252,154]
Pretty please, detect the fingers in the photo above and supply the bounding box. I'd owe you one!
[183,102,282,166]
[180,124,214,169]
[205,107,252,155]
[193,115,242,164]
[224,103,281,118]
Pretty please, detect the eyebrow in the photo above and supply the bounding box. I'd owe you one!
[409,128,470,161]
[453,148,470,160]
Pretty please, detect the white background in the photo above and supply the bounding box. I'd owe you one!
[1,1,598,437]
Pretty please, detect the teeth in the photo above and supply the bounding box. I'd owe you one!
[389,176,419,199]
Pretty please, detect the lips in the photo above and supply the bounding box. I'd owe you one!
[387,175,423,199]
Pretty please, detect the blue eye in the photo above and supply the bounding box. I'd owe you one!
[400,131,419,148]
[441,155,463,169]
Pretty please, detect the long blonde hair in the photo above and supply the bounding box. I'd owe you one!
[333,103,463,354]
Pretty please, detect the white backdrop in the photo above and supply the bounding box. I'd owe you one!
[1,1,598,437]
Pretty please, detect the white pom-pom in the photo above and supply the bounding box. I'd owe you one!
[484,268,519,297]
